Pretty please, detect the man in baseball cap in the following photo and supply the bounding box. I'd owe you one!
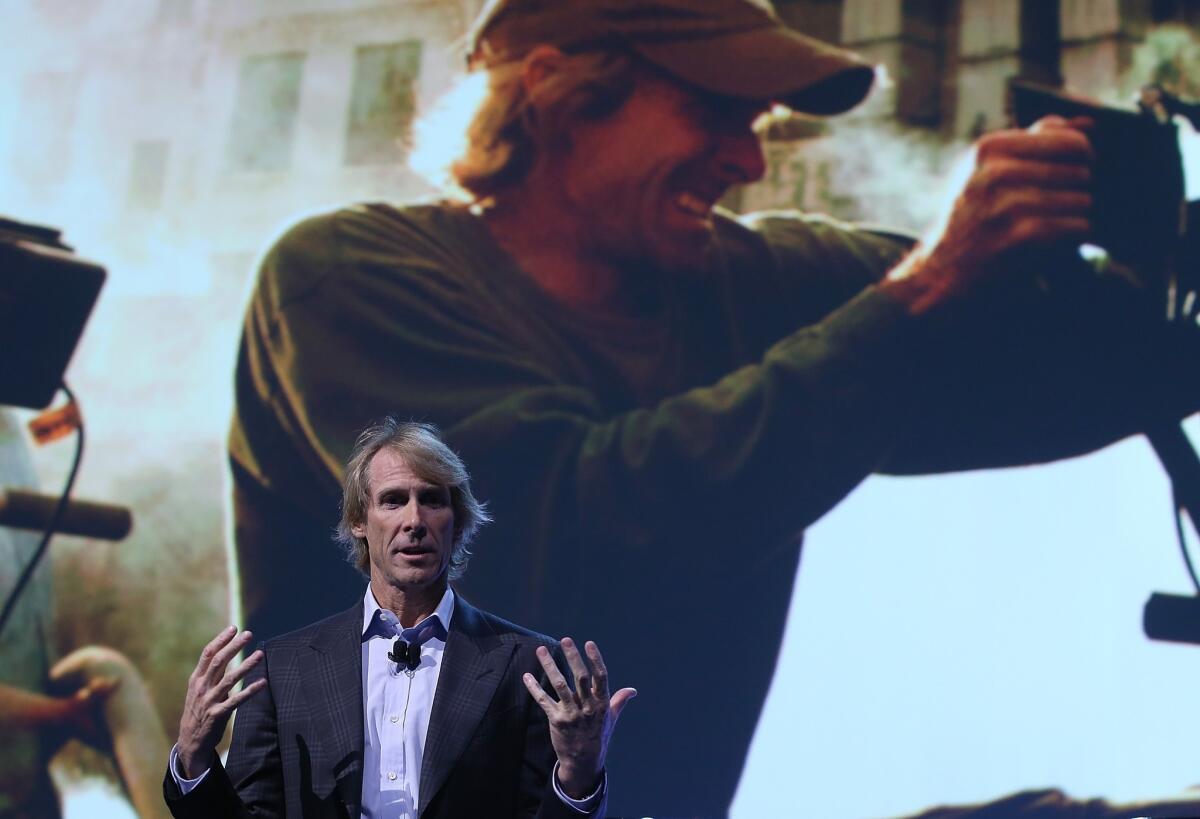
[227,1,1200,815]
[467,0,877,114]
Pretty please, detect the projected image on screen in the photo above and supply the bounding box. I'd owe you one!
[3,2,1200,818]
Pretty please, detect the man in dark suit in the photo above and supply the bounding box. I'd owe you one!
[163,418,634,818]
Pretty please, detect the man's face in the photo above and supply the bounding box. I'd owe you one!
[351,448,457,596]
[550,68,768,272]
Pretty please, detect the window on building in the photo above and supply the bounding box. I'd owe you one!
[225,52,306,173]
[126,140,169,210]
[897,0,949,128]
[343,41,423,166]
[155,0,192,24]
[17,71,78,187]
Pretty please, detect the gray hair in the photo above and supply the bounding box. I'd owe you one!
[335,418,490,579]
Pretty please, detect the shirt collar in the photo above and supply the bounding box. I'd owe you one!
[361,584,455,643]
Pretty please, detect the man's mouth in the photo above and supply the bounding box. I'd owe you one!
[675,191,713,218]
[397,544,432,556]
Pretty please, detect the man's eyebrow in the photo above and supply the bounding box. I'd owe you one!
[376,481,446,496]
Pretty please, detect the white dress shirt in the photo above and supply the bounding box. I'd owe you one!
[360,584,453,818]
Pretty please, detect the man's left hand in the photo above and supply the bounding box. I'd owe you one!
[522,637,636,799]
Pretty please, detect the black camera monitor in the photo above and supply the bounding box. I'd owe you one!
[0,218,105,410]
[1009,79,1185,273]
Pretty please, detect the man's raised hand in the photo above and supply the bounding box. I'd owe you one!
[886,115,1095,314]
[176,626,266,778]
[522,637,636,799]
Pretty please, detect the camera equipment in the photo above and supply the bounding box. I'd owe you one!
[0,218,131,637]
[1009,79,1185,275]
[0,216,105,410]
[0,489,132,540]
[1009,80,1200,645]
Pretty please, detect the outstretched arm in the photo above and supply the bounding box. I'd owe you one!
[0,680,116,746]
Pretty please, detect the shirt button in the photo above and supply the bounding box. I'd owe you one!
[390,715,399,723]
[388,771,397,781]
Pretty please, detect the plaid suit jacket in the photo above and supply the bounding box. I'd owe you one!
[164,594,603,819]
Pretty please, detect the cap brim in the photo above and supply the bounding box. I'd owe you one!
[631,25,875,115]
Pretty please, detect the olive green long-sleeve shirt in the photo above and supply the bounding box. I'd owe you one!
[229,200,1198,817]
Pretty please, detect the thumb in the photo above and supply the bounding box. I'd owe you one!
[608,687,637,722]
[82,676,121,701]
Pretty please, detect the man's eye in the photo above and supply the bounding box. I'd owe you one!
[420,492,448,507]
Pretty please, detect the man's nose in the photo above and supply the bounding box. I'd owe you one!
[400,501,424,532]
[715,129,766,185]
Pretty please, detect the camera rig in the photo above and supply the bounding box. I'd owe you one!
[1010,80,1200,645]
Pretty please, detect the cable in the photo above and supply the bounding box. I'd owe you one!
[1173,489,1200,595]
[1147,424,1200,594]
[0,382,84,636]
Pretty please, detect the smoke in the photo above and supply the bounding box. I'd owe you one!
[736,108,968,241]
[409,69,486,198]
[1126,24,1200,100]
[1117,24,1200,199]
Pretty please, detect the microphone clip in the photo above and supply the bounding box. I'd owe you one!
[388,638,421,671]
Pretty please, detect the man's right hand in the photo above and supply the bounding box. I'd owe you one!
[176,626,266,778]
[885,115,1094,315]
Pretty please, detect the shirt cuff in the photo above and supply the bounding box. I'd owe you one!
[168,744,211,794]
[551,761,605,814]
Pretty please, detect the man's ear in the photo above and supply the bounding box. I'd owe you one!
[520,44,568,101]
[351,522,366,539]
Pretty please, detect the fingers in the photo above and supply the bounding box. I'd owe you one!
[525,639,631,719]
[225,676,267,710]
[978,126,1093,163]
[583,641,609,701]
[975,157,1090,192]
[206,629,256,686]
[609,687,638,722]
[191,626,238,684]
[985,189,1092,227]
[186,628,262,717]
[1030,114,1094,135]
[227,648,264,688]
[535,645,574,706]
[522,671,555,714]
[561,638,590,703]
[78,675,121,704]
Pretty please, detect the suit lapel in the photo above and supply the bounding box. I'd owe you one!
[299,602,365,818]
[418,597,513,817]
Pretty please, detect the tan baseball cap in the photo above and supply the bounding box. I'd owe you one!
[466,0,876,115]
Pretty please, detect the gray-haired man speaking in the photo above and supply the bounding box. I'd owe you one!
[167,419,634,819]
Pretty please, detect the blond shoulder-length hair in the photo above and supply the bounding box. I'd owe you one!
[447,49,640,201]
